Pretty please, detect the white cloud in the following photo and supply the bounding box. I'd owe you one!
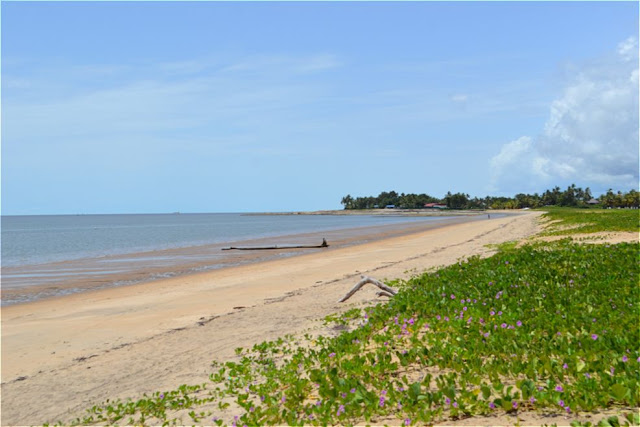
[489,37,639,194]
[450,94,468,103]
[617,37,638,62]
[295,54,342,73]
[220,53,341,75]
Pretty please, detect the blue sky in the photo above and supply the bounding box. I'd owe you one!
[2,1,638,214]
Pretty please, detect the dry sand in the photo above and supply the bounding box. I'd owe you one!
[0,210,626,426]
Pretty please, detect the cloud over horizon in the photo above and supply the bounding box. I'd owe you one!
[490,37,639,195]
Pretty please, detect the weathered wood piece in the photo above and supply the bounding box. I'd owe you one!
[376,291,395,298]
[222,238,328,251]
[338,275,397,303]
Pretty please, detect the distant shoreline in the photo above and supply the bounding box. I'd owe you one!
[250,208,488,217]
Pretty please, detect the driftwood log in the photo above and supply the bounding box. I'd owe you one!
[223,239,328,251]
[338,276,397,303]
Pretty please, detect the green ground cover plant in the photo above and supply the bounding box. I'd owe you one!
[539,207,640,235]
[64,239,639,426]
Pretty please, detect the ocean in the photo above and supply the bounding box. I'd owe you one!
[1,212,480,305]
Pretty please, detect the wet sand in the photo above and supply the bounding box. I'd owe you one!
[1,215,482,306]
[1,211,542,425]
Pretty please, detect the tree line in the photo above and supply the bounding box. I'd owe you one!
[340,185,640,210]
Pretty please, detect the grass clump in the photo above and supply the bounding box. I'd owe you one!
[539,207,640,235]
[66,240,639,426]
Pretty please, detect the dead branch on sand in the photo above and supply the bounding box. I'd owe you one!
[338,276,397,303]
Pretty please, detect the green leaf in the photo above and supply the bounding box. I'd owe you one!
[481,385,491,400]
[610,384,628,402]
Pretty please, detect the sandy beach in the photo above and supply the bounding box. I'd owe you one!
[1,212,543,425]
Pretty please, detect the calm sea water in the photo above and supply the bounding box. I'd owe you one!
[1,213,453,268]
[1,212,491,305]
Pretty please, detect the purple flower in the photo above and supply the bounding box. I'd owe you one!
[529,396,536,404]
[490,311,495,316]
[337,404,345,416]
[563,363,568,369]
[566,406,571,413]
[436,315,441,321]
[379,396,385,407]
[558,400,565,407]
[489,402,496,409]
[341,392,347,398]
[512,401,518,409]
[404,419,411,426]
[281,396,286,403]
[483,332,490,338]
[260,395,265,402]
[160,393,164,399]
[585,373,591,379]
[610,367,615,375]
[450,294,456,299]
[498,311,503,316]
[622,355,629,362]
[452,401,458,408]
[463,306,468,311]
[444,316,449,322]
[350,388,356,393]
[381,389,387,395]
[316,400,322,407]
[591,334,598,340]
[501,323,507,328]
[445,397,451,405]
[516,321,523,327]
[555,385,564,392]
[329,352,336,358]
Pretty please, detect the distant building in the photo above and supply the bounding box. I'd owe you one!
[385,204,396,209]
[587,199,600,205]
[424,203,448,209]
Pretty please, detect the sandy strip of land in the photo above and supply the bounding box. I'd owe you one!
[1,212,543,425]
